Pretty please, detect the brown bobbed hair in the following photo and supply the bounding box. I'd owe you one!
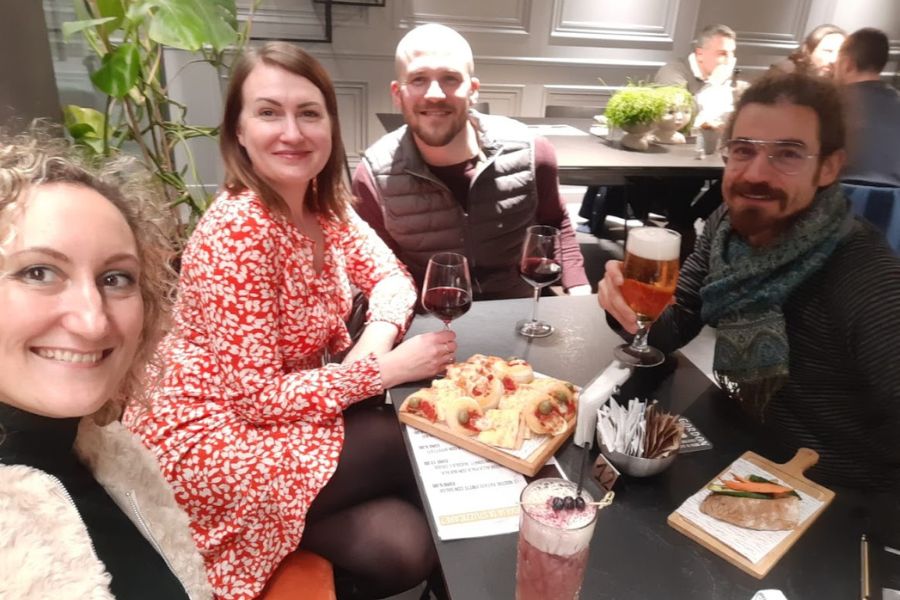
[220,42,350,221]
[724,72,846,160]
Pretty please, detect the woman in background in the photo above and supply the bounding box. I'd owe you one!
[0,131,211,599]
[771,24,846,77]
[124,42,452,600]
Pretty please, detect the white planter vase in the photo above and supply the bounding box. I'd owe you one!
[620,122,655,151]
[652,109,691,144]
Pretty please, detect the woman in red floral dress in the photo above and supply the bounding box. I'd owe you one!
[124,43,455,600]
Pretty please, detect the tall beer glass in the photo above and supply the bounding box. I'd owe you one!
[613,227,681,367]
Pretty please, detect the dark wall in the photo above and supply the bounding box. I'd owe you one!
[0,2,61,130]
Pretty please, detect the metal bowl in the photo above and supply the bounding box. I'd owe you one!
[597,437,678,478]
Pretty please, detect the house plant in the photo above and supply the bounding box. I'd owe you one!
[62,0,260,231]
[603,85,668,151]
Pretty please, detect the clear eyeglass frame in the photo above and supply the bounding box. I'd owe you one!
[720,138,819,175]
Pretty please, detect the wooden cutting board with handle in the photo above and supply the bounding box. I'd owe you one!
[667,448,835,579]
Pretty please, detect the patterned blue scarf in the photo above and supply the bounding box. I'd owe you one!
[700,184,852,415]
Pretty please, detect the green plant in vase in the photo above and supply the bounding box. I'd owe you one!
[62,0,260,232]
[604,85,668,151]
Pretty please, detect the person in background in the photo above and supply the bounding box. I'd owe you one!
[770,24,846,78]
[598,72,900,490]
[655,24,739,126]
[835,27,900,187]
[0,131,212,599]
[124,43,449,600]
[353,23,590,300]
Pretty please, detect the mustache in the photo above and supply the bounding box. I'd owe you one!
[731,181,788,201]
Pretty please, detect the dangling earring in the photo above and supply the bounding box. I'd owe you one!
[311,176,319,204]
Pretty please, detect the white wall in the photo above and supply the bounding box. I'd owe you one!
[44,0,900,191]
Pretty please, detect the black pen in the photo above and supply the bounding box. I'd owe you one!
[862,533,870,600]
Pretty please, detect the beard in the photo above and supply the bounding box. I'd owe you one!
[403,101,470,148]
[726,181,790,240]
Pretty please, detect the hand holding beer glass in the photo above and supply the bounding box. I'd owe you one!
[613,227,681,367]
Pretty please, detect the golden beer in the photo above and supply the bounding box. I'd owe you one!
[621,228,680,322]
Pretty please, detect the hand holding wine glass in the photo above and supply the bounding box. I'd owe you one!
[422,252,473,330]
[613,227,681,367]
[517,225,562,338]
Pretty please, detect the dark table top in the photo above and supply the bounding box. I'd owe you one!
[390,295,899,600]
[374,113,723,185]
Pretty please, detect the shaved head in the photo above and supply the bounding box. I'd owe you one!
[394,23,475,80]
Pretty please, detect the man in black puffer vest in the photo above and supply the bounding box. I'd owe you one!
[352,23,589,301]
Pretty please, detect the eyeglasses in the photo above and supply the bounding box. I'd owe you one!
[721,138,819,175]
[400,73,465,95]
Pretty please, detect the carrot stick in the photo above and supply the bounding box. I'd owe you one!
[731,473,750,484]
[723,479,793,495]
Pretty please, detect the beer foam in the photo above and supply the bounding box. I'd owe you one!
[626,227,680,261]
[520,479,597,556]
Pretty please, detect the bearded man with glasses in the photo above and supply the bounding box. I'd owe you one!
[352,23,589,300]
[599,72,900,490]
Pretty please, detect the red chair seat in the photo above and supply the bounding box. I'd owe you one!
[258,550,335,600]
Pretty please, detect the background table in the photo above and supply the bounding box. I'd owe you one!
[374,113,723,186]
[391,295,899,599]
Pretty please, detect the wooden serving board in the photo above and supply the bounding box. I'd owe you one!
[398,411,575,477]
[667,448,835,579]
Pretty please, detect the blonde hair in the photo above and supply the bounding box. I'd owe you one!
[0,128,177,418]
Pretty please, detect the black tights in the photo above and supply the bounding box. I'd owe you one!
[301,403,437,599]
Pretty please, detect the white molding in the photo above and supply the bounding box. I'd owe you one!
[237,4,328,41]
[475,83,525,115]
[549,0,679,46]
[299,46,666,70]
[543,85,621,112]
[395,0,531,35]
[334,81,368,159]
[732,0,812,51]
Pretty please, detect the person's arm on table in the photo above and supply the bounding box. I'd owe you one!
[533,136,590,294]
[340,209,456,384]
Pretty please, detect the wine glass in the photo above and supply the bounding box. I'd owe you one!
[516,225,562,338]
[613,227,681,367]
[422,252,473,329]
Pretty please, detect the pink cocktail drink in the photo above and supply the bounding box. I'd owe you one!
[516,478,598,600]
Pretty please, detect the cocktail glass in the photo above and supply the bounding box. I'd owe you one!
[516,478,598,600]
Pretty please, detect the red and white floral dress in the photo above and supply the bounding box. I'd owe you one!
[124,190,416,600]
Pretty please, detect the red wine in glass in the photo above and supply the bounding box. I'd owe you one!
[422,252,473,329]
[517,225,562,338]
[422,286,472,324]
[520,257,562,288]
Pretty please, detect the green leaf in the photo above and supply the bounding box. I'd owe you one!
[96,0,126,20]
[90,43,141,98]
[63,105,108,155]
[62,17,116,40]
[63,104,106,136]
[146,0,238,52]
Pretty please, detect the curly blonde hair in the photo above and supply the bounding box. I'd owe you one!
[0,128,177,418]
